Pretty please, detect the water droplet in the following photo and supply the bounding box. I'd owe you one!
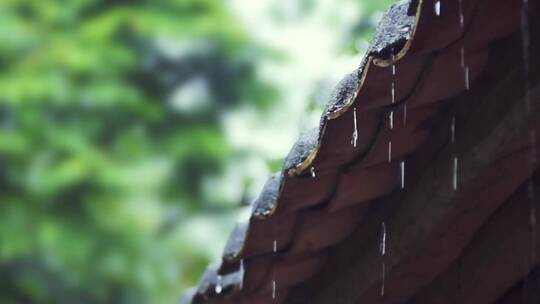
[391,64,396,76]
[310,166,316,178]
[352,107,358,147]
[391,82,396,104]
[464,66,470,90]
[400,161,405,189]
[273,240,277,253]
[380,222,387,255]
[458,0,464,29]
[453,156,459,190]
[388,141,392,163]
[239,259,245,290]
[215,275,223,294]
[399,25,410,33]
[381,262,386,296]
[389,111,394,130]
[434,1,441,16]
[272,280,276,299]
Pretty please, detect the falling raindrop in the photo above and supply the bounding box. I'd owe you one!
[310,166,316,178]
[272,280,276,300]
[451,115,456,144]
[391,82,396,104]
[400,161,405,189]
[380,221,387,296]
[380,222,387,255]
[458,0,464,29]
[381,263,386,296]
[215,275,223,294]
[273,240,277,253]
[453,156,459,190]
[389,111,394,130]
[239,259,245,290]
[352,107,358,147]
[388,141,392,163]
[434,1,441,16]
[464,67,470,90]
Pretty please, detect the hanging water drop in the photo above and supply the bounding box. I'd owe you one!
[215,275,223,294]
[310,166,316,178]
[399,25,410,33]
[400,160,405,189]
[389,111,394,130]
[272,280,276,300]
[273,240,277,253]
[352,107,358,147]
[453,156,459,190]
[434,1,441,16]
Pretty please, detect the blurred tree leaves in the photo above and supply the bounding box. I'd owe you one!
[0,0,270,303]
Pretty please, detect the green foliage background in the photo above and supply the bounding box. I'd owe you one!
[0,0,394,303]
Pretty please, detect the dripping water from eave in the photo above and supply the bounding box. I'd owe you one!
[215,275,223,294]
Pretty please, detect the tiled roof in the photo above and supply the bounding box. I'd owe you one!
[182,0,540,303]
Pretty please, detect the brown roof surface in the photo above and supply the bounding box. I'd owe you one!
[182,0,540,303]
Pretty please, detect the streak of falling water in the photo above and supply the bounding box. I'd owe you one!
[381,263,386,296]
[451,115,456,144]
[273,240,277,253]
[310,166,316,178]
[389,111,394,130]
[458,0,464,29]
[464,67,470,90]
[400,161,405,189]
[434,1,441,16]
[272,280,276,300]
[380,222,387,255]
[391,64,396,104]
[388,141,392,163]
[240,259,245,290]
[352,107,358,147]
[453,156,458,191]
[392,82,396,104]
